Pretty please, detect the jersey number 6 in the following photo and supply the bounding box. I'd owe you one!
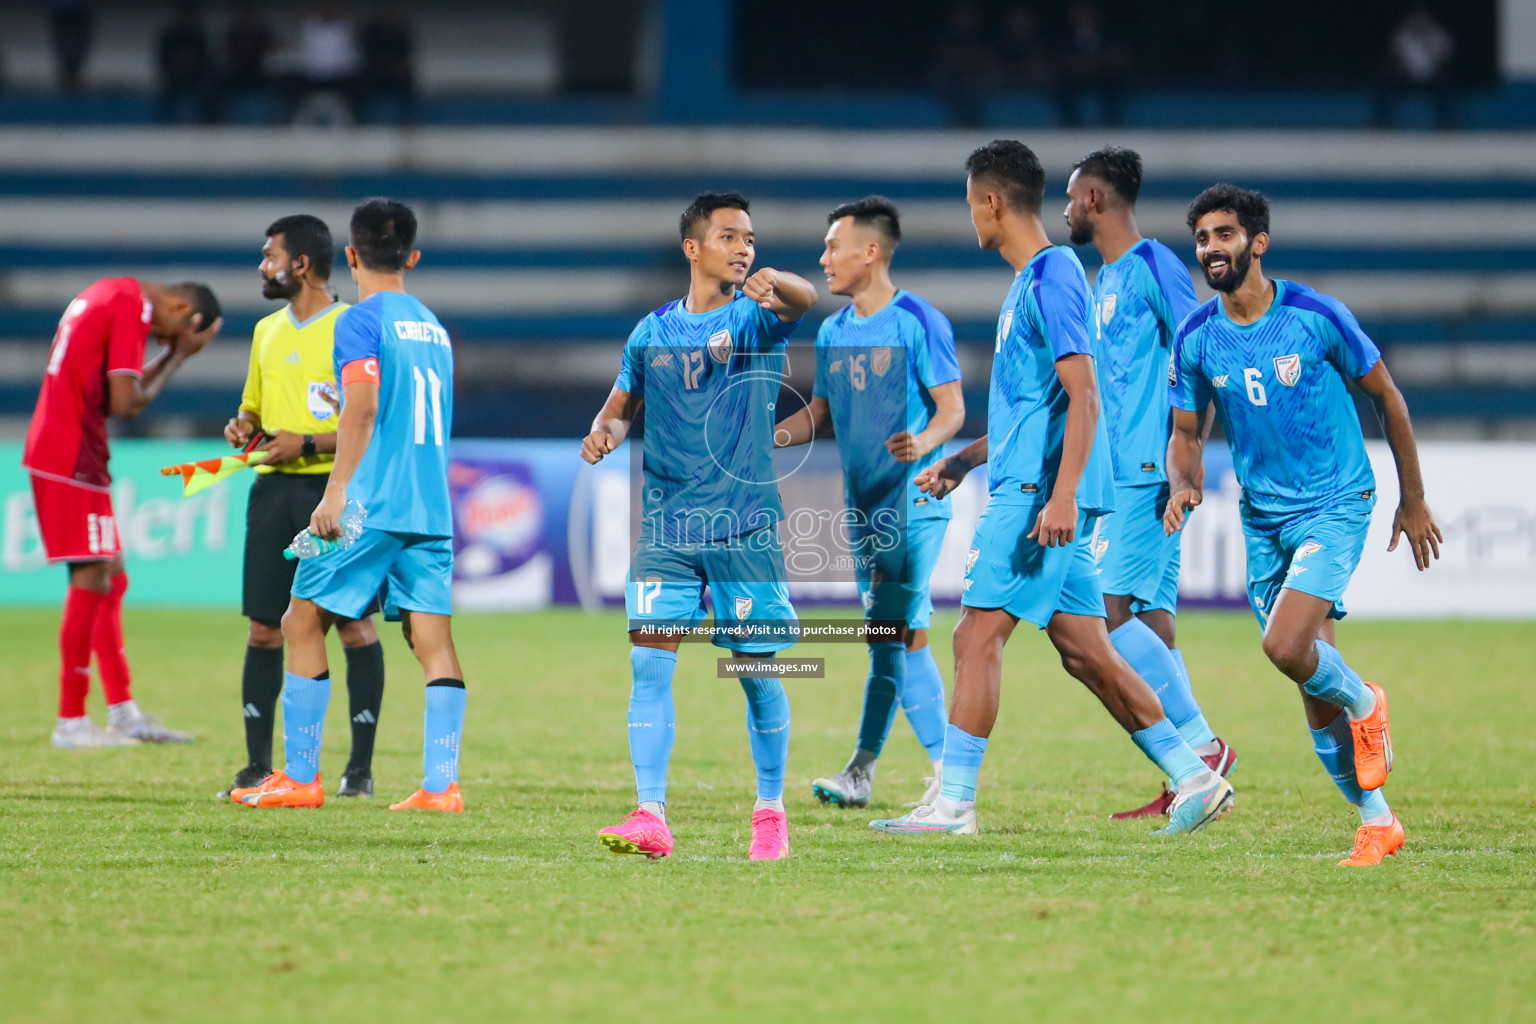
[1243,367,1268,407]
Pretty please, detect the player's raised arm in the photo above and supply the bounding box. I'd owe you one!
[583,386,642,464]
[1164,407,1205,535]
[109,284,222,418]
[1029,353,1097,548]
[743,268,818,322]
[774,394,830,448]
[888,380,964,463]
[1354,360,1442,570]
[915,434,986,499]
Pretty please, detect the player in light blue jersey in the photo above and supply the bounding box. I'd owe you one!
[872,141,1234,838]
[1167,184,1441,866]
[1063,146,1237,821]
[583,192,818,861]
[773,196,965,809]
[233,199,467,814]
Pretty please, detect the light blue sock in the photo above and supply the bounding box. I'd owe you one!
[1357,789,1392,825]
[740,675,791,800]
[938,723,987,803]
[1130,717,1207,788]
[1169,649,1218,748]
[856,642,904,756]
[1303,640,1370,715]
[1111,619,1205,735]
[629,647,677,804]
[280,670,331,785]
[1310,710,1365,804]
[422,680,466,793]
[901,645,948,763]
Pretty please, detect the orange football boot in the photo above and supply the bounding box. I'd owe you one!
[1339,815,1406,866]
[1349,681,1394,791]
[237,770,325,808]
[389,782,463,812]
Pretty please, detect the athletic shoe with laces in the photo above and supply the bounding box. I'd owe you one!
[1111,738,1238,820]
[748,808,789,860]
[869,801,978,835]
[916,767,943,807]
[598,806,674,859]
[336,767,373,798]
[389,782,463,811]
[1339,815,1406,866]
[1349,682,1393,792]
[218,762,272,801]
[107,709,193,744]
[237,770,325,808]
[811,761,872,808]
[51,717,138,749]
[1151,774,1234,836]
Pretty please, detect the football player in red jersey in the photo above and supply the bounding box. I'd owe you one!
[23,277,222,747]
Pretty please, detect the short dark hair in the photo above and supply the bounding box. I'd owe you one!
[1073,146,1143,204]
[828,195,902,250]
[265,214,335,281]
[1186,183,1271,239]
[172,282,221,330]
[679,191,751,243]
[965,140,1045,213]
[349,197,418,272]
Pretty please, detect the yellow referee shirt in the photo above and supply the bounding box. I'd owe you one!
[239,302,349,475]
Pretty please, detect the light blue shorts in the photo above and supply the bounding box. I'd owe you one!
[626,525,797,653]
[852,516,948,630]
[1242,491,1376,627]
[1096,482,1181,615]
[292,527,454,621]
[962,502,1106,628]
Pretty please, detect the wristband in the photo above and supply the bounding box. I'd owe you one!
[301,434,316,457]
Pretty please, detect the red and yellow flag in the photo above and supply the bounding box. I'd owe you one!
[159,451,271,497]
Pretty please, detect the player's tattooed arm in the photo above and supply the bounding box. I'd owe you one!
[1355,360,1443,570]
[1164,408,1206,535]
[775,395,830,448]
[915,434,987,499]
[743,268,818,322]
[888,381,965,463]
[582,386,642,464]
[311,380,376,539]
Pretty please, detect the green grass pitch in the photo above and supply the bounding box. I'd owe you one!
[1,607,1533,1023]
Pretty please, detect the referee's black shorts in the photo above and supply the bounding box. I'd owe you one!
[243,471,380,624]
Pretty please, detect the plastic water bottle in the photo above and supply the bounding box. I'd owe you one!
[283,499,367,560]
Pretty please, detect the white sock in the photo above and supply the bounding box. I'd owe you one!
[933,795,973,818]
[849,748,879,772]
[1345,688,1376,722]
[639,800,666,822]
[754,796,785,813]
[56,715,89,728]
[107,700,139,727]
[1361,805,1395,828]
[931,760,943,777]
[1176,767,1218,794]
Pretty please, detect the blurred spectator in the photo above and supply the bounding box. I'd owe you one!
[219,7,275,119]
[1054,0,1130,127]
[358,3,416,124]
[284,2,360,125]
[1376,3,1456,129]
[47,0,92,93]
[930,2,1002,128]
[156,1,213,124]
[1001,6,1054,89]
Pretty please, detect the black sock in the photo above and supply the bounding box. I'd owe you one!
[344,641,386,772]
[241,645,285,769]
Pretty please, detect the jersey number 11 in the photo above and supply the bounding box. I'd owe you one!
[412,366,445,445]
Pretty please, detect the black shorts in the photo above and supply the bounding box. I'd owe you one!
[243,472,380,624]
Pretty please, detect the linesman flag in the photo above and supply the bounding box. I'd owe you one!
[160,450,270,497]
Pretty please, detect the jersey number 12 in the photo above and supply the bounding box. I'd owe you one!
[412,366,445,445]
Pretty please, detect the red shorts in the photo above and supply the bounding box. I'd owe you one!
[29,472,119,563]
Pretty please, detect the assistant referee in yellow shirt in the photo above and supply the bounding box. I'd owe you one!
[218,215,386,801]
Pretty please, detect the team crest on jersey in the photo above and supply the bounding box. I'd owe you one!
[1099,294,1117,324]
[1294,540,1323,562]
[1274,353,1303,387]
[871,347,892,377]
[650,353,673,367]
[733,595,754,619]
[707,329,734,364]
